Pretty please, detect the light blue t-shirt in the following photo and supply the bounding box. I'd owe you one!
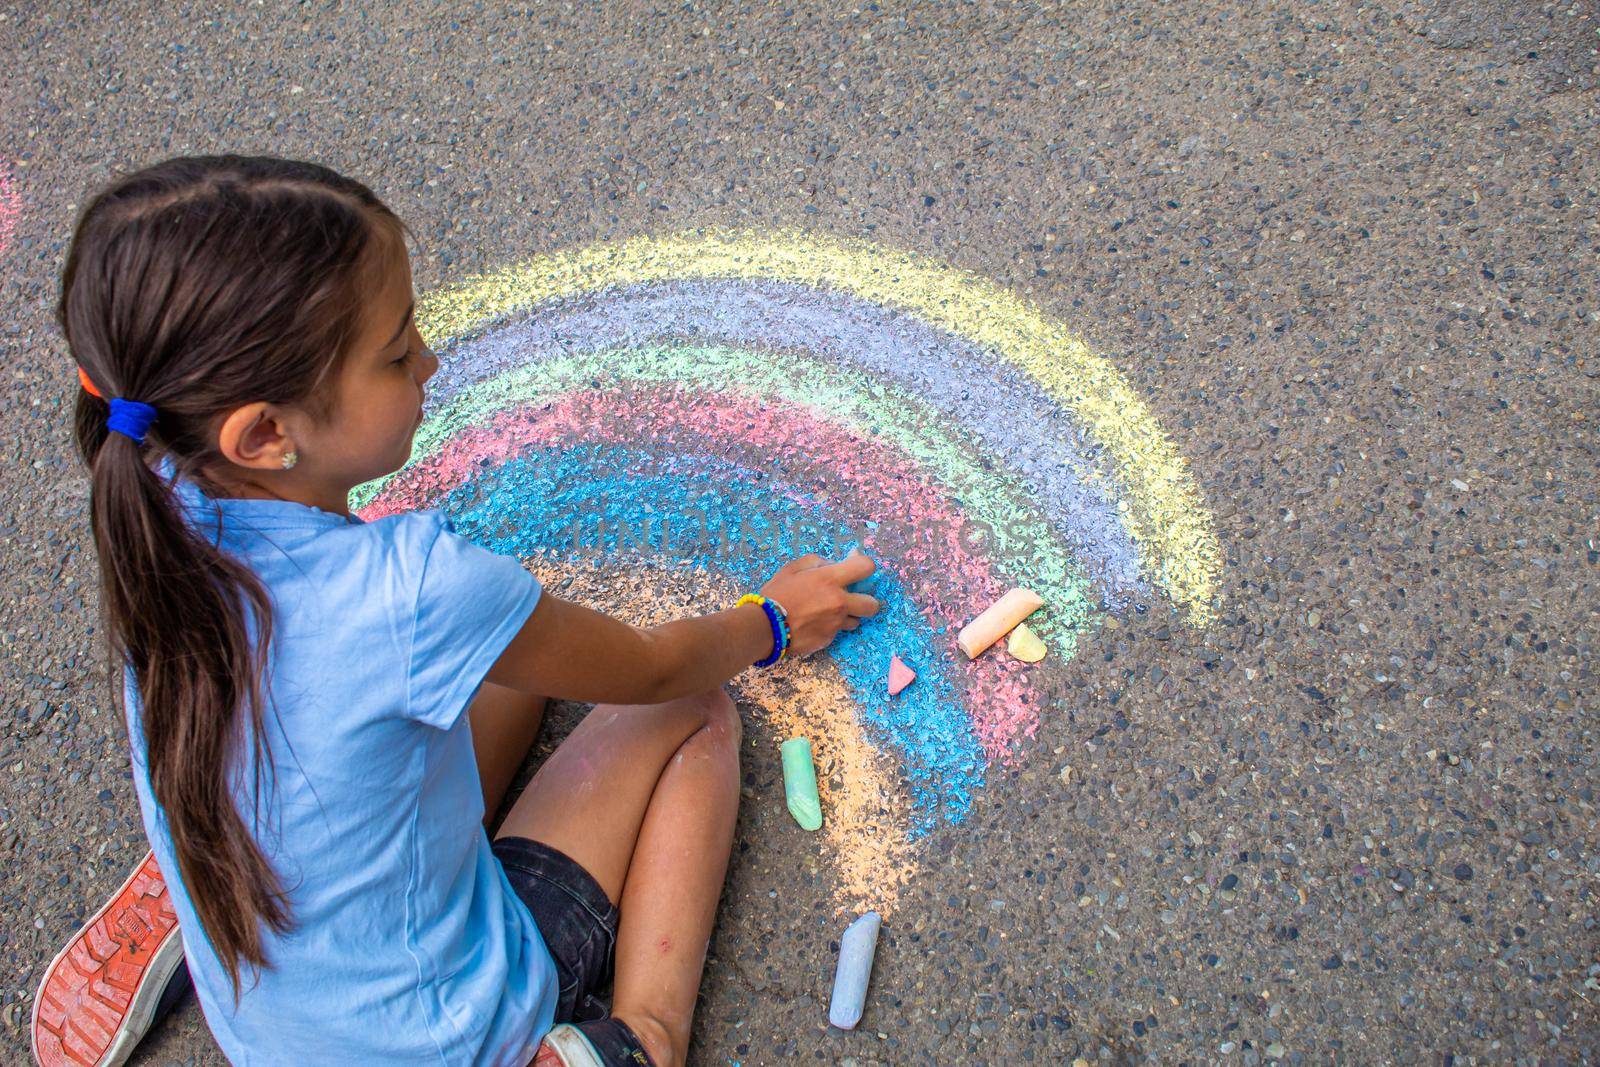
[121,459,556,1065]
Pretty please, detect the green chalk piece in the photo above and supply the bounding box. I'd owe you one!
[780,737,823,831]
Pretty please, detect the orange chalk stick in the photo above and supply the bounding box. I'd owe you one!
[957,588,1044,659]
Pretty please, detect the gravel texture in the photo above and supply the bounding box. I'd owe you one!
[1,1,1596,1064]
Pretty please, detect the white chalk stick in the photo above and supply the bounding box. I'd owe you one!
[957,587,1044,659]
[828,911,882,1029]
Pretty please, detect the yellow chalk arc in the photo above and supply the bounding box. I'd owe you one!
[416,228,1221,623]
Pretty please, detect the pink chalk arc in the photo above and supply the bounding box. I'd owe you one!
[366,379,1050,760]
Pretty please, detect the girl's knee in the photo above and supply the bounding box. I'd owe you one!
[685,687,741,753]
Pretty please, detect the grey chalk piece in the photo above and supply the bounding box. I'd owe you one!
[828,911,882,1029]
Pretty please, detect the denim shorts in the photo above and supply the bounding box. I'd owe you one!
[492,835,620,1024]
[492,837,655,1065]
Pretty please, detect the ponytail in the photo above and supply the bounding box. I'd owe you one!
[78,392,287,996]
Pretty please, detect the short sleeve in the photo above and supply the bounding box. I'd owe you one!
[406,514,543,730]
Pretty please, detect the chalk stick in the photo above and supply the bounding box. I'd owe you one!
[957,587,1045,659]
[828,911,882,1030]
[887,653,916,696]
[780,737,823,831]
[1006,622,1047,663]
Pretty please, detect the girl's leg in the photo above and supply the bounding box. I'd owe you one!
[607,703,741,1067]
[495,688,741,1067]
[469,682,549,827]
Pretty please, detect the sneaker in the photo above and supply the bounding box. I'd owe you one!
[532,1020,655,1067]
[534,1024,605,1067]
[31,850,188,1067]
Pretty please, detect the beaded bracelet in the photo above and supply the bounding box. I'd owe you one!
[736,593,791,667]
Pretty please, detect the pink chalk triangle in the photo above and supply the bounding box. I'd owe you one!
[888,654,916,696]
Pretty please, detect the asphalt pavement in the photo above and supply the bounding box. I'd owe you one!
[0,1,1595,1063]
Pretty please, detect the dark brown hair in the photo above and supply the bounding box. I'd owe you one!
[61,155,407,997]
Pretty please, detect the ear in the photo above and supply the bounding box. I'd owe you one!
[217,402,296,471]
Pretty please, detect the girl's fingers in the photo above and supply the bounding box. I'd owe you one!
[779,553,826,575]
[844,592,881,618]
[823,552,876,585]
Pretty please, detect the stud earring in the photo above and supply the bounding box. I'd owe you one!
[281,450,299,470]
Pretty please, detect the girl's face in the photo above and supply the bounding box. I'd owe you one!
[208,226,440,513]
[318,237,441,493]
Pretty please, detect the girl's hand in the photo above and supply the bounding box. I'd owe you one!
[759,552,881,658]
[487,550,882,707]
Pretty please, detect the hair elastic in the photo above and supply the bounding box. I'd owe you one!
[80,365,158,445]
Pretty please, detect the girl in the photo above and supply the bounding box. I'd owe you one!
[31,155,879,1067]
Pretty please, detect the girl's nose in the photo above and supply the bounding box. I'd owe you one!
[417,345,440,384]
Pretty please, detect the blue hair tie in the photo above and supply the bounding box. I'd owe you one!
[106,397,158,445]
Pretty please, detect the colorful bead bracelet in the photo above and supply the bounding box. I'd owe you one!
[737,593,791,667]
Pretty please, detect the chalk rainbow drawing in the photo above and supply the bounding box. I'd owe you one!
[351,228,1221,911]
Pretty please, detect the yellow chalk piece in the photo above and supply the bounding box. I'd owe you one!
[1006,622,1047,663]
[957,588,1045,659]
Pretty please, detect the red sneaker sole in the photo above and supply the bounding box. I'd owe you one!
[31,850,184,1067]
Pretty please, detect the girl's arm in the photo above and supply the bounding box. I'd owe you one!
[485,553,879,705]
